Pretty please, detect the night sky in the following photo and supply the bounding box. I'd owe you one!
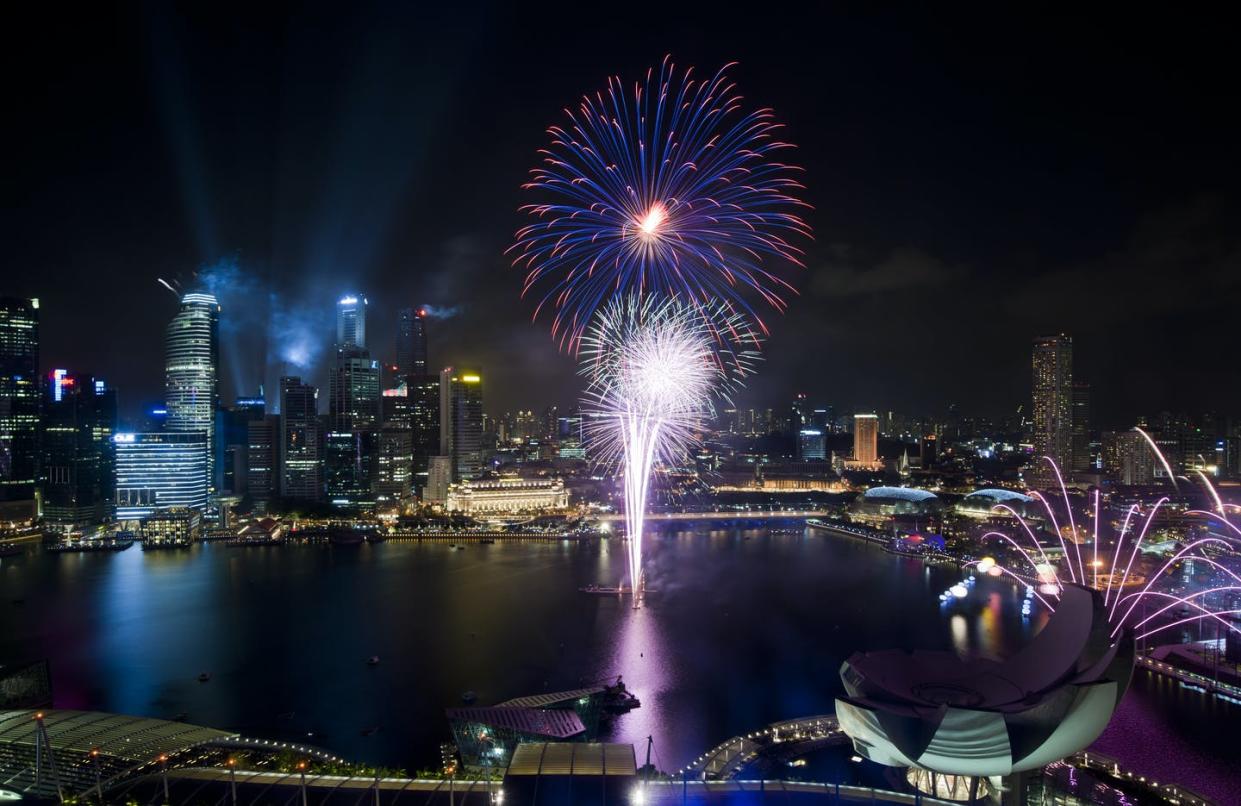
[6,4,1238,425]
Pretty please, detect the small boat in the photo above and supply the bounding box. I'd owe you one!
[367,656,380,666]
[197,672,212,683]
[455,545,466,551]
[461,691,477,704]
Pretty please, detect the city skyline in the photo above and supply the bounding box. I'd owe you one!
[5,5,1238,420]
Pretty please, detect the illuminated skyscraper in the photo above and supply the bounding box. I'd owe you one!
[336,294,367,350]
[279,376,321,501]
[1032,334,1073,481]
[440,367,483,480]
[40,371,116,531]
[798,428,826,461]
[113,432,209,520]
[396,307,428,377]
[0,297,40,508]
[164,292,219,490]
[328,348,381,431]
[853,413,879,466]
[408,373,441,487]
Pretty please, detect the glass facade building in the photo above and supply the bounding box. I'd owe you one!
[396,306,427,377]
[440,367,483,481]
[164,292,219,490]
[279,377,321,501]
[113,432,209,521]
[0,297,40,507]
[40,371,117,531]
[336,294,367,350]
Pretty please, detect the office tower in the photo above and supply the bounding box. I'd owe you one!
[381,383,413,429]
[1031,334,1073,479]
[0,297,40,509]
[1070,382,1092,473]
[246,415,279,507]
[439,367,484,480]
[409,373,441,487]
[40,371,117,532]
[853,413,879,465]
[920,434,939,468]
[1104,429,1156,485]
[375,425,414,504]
[164,292,219,491]
[218,394,265,495]
[328,347,381,431]
[336,294,367,350]
[798,427,826,461]
[280,376,321,501]
[425,455,452,503]
[325,430,377,511]
[397,307,428,377]
[113,432,209,520]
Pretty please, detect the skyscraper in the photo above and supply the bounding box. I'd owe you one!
[336,295,367,350]
[0,297,40,509]
[1032,334,1073,481]
[165,292,220,490]
[797,427,826,461]
[40,371,116,531]
[853,413,879,466]
[440,367,483,480]
[328,348,381,431]
[409,373,441,487]
[397,307,428,377]
[113,432,209,520]
[246,414,279,508]
[1071,382,1092,473]
[280,376,321,501]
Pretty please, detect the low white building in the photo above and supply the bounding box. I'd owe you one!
[445,477,569,514]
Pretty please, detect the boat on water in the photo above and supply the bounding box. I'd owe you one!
[367,655,380,666]
[197,672,212,683]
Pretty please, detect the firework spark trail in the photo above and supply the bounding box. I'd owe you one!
[579,296,759,602]
[510,56,812,350]
[981,448,1241,642]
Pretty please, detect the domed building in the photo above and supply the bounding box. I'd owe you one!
[849,486,941,527]
[956,488,1037,520]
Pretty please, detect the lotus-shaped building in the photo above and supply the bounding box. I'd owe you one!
[836,585,1133,777]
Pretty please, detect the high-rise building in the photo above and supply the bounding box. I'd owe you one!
[409,373,441,487]
[919,434,939,468]
[439,367,484,480]
[113,432,209,520]
[396,307,428,377]
[424,455,452,503]
[336,294,367,350]
[165,292,220,491]
[246,415,279,507]
[1070,382,1092,473]
[325,430,377,511]
[797,428,826,461]
[218,394,265,495]
[1031,334,1073,481]
[375,425,414,505]
[40,371,116,532]
[279,376,321,501]
[0,296,40,510]
[328,348,381,431]
[853,413,879,466]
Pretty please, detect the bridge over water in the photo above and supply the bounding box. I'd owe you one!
[679,715,849,780]
[595,510,834,523]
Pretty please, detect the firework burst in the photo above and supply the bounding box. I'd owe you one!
[580,296,759,602]
[509,55,812,350]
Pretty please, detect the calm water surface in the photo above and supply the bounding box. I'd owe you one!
[2,528,1238,799]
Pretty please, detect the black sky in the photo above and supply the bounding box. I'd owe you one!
[5,3,1238,425]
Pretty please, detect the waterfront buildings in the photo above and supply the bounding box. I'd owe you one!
[164,292,220,491]
[113,432,209,521]
[444,476,569,514]
[845,413,880,470]
[1031,334,1073,482]
[0,296,40,514]
[39,371,116,532]
[139,507,202,545]
[324,430,377,510]
[396,306,428,377]
[218,394,265,496]
[279,377,321,501]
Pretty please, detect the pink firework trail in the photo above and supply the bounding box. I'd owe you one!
[981,437,1241,642]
